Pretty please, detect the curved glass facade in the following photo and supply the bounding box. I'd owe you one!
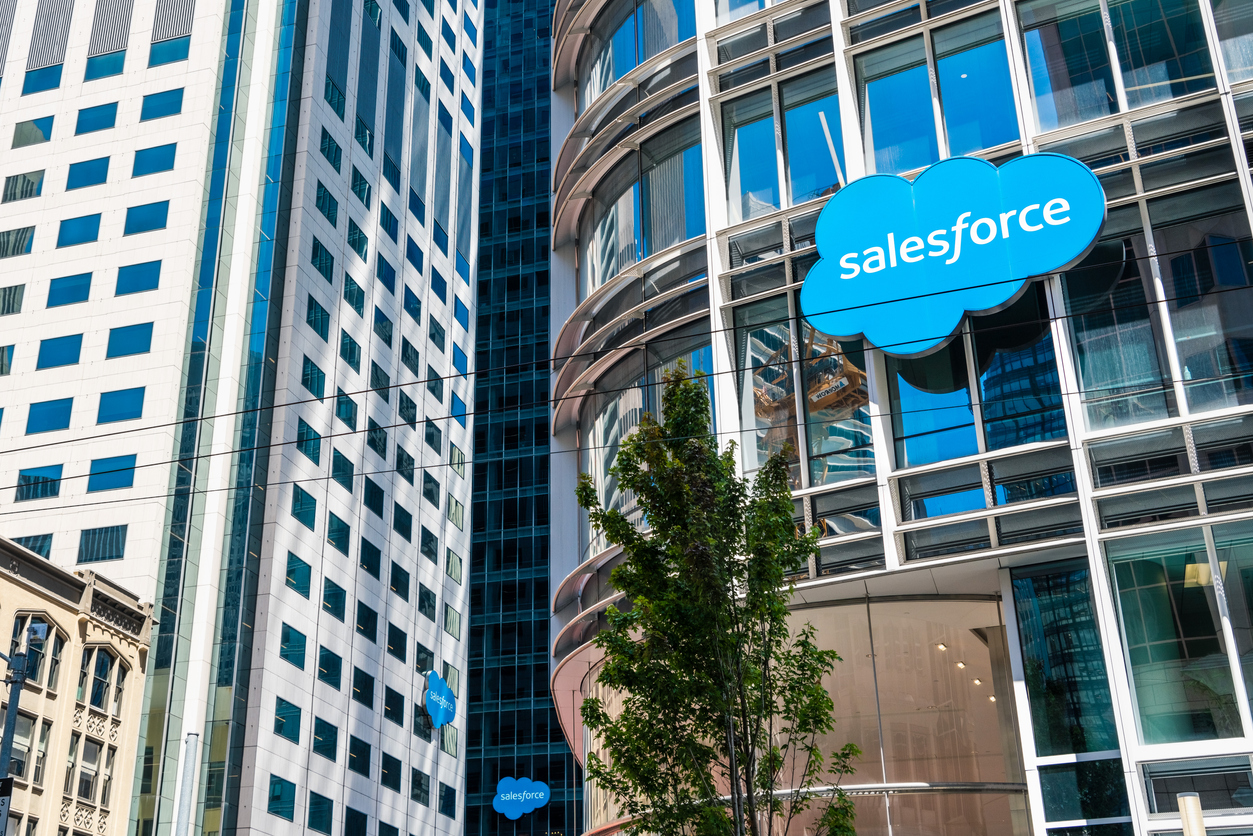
[577,0,697,111]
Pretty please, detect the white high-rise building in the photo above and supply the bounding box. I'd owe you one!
[0,0,480,832]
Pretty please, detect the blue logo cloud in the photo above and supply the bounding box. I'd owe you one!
[493,777,551,820]
[799,154,1105,356]
[424,671,456,728]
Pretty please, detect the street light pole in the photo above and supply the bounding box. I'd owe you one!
[0,623,48,836]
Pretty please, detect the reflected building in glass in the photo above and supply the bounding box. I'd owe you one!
[545,0,1253,831]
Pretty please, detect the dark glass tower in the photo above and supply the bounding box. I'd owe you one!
[467,0,581,831]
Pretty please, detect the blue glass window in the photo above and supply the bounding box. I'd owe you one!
[12,117,53,148]
[296,418,322,463]
[292,485,317,529]
[325,75,346,119]
[328,512,351,553]
[312,717,337,761]
[462,52,476,85]
[279,623,307,669]
[1110,0,1214,108]
[13,535,52,558]
[106,323,154,357]
[315,182,338,226]
[934,13,1020,156]
[87,454,137,491]
[47,273,92,307]
[273,704,301,752]
[302,356,326,398]
[454,297,469,329]
[360,537,382,576]
[431,268,447,302]
[336,388,359,429]
[27,399,73,433]
[98,387,145,423]
[380,203,399,242]
[75,102,118,134]
[348,219,368,259]
[856,38,938,174]
[285,551,312,598]
[149,35,191,66]
[306,294,330,340]
[133,144,177,176]
[322,581,346,622]
[417,26,433,57]
[344,275,365,315]
[16,465,63,501]
[722,89,778,223]
[355,117,374,157]
[66,157,110,190]
[37,335,82,369]
[404,286,421,322]
[394,503,413,541]
[57,214,101,247]
[1018,0,1118,131]
[452,392,467,426]
[0,228,34,258]
[373,307,394,346]
[331,449,354,492]
[23,64,63,95]
[376,255,397,294]
[124,201,169,234]
[463,12,477,44]
[308,792,333,834]
[2,170,43,202]
[351,167,372,208]
[140,88,184,121]
[116,261,161,294]
[78,525,127,563]
[311,238,335,281]
[887,340,979,467]
[460,92,475,125]
[84,50,125,80]
[439,59,455,91]
[441,18,456,49]
[340,329,361,372]
[453,345,467,375]
[406,236,424,272]
[320,128,342,172]
[781,68,845,205]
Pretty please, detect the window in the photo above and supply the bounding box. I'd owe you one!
[116,261,161,295]
[415,641,434,674]
[373,307,394,346]
[140,88,184,120]
[454,296,469,330]
[279,624,306,668]
[450,443,466,477]
[325,75,346,119]
[367,418,388,457]
[440,724,458,756]
[285,552,311,597]
[348,736,371,776]
[48,273,91,307]
[133,144,177,176]
[376,254,397,293]
[315,182,338,226]
[77,525,127,563]
[356,601,378,642]
[0,344,10,375]
[431,267,448,301]
[443,604,461,639]
[381,752,402,791]
[273,697,301,743]
[462,52,476,84]
[311,237,335,281]
[446,548,462,583]
[401,339,421,378]
[429,317,447,352]
[331,449,354,491]
[335,388,358,429]
[417,26,433,56]
[86,454,137,492]
[390,562,410,599]
[384,687,405,724]
[352,167,372,207]
[460,92,475,124]
[27,398,73,433]
[312,717,338,760]
[348,219,368,259]
[57,214,101,247]
[339,329,361,371]
[328,511,351,553]
[79,739,102,800]
[301,356,326,399]
[418,585,436,621]
[425,420,443,452]
[399,391,418,428]
[0,228,34,258]
[352,666,375,707]
[439,782,457,818]
[267,774,296,821]
[452,393,467,427]
[453,345,468,376]
[397,446,415,484]
[85,50,125,80]
[317,646,342,688]
[306,295,330,341]
[412,769,431,805]
[105,323,154,360]
[293,418,322,464]
[16,465,63,501]
[3,170,43,202]
[427,367,444,401]
[370,363,391,403]
[76,102,118,134]
[404,286,421,321]
[23,64,63,94]
[447,495,464,529]
[308,791,333,834]
[360,535,382,577]
[394,504,413,541]
[387,623,407,662]
[344,275,365,315]
[355,116,375,156]
[322,578,346,620]
[150,35,191,65]
[421,526,439,562]
[98,388,145,423]
[291,485,317,529]
[13,117,53,148]
[423,472,441,506]
[124,201,170,235]
[380,204,399,244]
[319,128,342,171]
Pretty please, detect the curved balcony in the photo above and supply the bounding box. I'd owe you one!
[553,0,696,99]
[552,542,625,619]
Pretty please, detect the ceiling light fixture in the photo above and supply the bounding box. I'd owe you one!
[956,661,966,669]
[936,643,947,651]
[972,678,982,685]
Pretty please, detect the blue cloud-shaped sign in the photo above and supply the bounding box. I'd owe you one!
[493,777,551,820]
[799,154,1105,356]
[424,671,456,728]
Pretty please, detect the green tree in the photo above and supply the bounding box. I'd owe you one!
[577,364,859,836]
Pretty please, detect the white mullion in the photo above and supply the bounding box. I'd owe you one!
[1096,0,1131,115]
[997,0,1038,150]
[866,348,904,570]
[786,287,813,489]
[998,567,1048,835]
[922,27,950,159]
[1134,199,1192,417]
[1202,521,1253,738]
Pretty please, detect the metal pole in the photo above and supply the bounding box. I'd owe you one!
[174,732,200,836]
[0,648,27,836]
[1178,792,1207,836]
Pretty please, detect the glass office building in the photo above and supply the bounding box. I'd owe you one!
[0,0,479,834]
[547,0,1253,831]
[466,0,583,831]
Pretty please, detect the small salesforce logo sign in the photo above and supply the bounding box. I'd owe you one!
[493,777,551,820]
[424,671,456,728]
[799,154,1106,356]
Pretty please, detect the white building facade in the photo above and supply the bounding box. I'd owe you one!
[0,0,480,832]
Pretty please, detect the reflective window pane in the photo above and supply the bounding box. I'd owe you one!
[887,338,979,468]
[723,88,780,223]
[1107,528,1241,744]
[1109,0,1215,108]
[734,296,800,481]
[934,13,1020,155]
[1213,0,1253,82]
[856,37,939,174]
[1214,520,1253,722]
[781,67,845,205]
[640,116,705,256]
[579,158,641,300]
[1017,0,1119,131]
[799,324,874,485]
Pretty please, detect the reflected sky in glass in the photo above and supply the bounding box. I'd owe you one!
[937,40,1020,155]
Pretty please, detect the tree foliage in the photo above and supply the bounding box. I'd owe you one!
[577,364,860,836]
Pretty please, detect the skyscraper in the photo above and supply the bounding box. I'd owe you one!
[466,0,582,831]
[0,0,480,832]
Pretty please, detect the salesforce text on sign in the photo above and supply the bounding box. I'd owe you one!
[799,154,1106,356]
